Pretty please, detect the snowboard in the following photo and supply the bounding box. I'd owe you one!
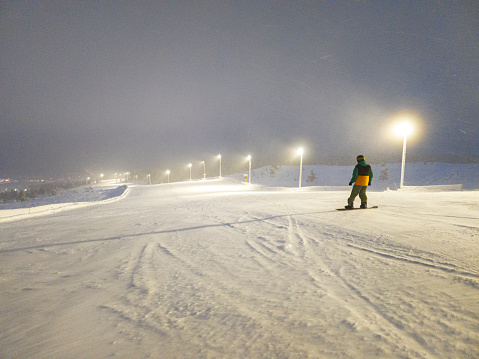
[336,206,378,211]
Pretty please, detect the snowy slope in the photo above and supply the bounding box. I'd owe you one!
[0,178,478,358]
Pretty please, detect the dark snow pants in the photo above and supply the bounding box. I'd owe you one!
[348,184,367,206]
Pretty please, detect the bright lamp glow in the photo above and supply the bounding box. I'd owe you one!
[395,122,413,137]
[298,148,303,155]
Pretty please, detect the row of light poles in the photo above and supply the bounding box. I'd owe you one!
[161,120,413,188]
[164,153,252,184]
[297,121,414,190]
[165,154,223,183]
[163,151,291,186]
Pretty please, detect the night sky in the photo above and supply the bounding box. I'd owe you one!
[1,1,477,177]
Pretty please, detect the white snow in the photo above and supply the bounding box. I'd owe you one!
[0,171,478,358]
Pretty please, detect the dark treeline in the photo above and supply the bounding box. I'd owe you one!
[0,179,90,204]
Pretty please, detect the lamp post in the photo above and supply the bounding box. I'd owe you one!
[247,155,251,184]
[147,174,151,185]
[166,170,170,183]
[218,154,222,177]
[202,161,206,179]
[395,122,413,189]
[188,163,192,180]
[298,148,303,189]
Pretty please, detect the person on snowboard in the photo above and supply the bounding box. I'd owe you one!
[345,155,373,209]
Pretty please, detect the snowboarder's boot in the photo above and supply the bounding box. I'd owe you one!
[344,205,354,210]
[360,203,367,209]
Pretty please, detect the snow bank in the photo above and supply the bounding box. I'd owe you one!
[0,184,129,223]
[399,184,463,191]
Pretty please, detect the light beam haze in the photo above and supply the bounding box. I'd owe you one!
[0,1,477,177]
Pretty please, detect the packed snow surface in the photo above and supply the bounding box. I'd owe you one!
[0,178,478,358]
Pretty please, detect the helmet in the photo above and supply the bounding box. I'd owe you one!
[356,155,365,162]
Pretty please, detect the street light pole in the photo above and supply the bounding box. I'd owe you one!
[247,155,251,184]
[188,163,192,180]
[218,154,222,177]
[202,161,206,179]
[395,121,413,189]
[166,170,170,183]
[298,148,303,189]
[400,134,407,189]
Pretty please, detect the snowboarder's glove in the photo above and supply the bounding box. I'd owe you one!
[349,182,352,186]
[368,182,371,186]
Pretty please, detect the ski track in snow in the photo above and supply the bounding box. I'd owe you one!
[0,179,478,358]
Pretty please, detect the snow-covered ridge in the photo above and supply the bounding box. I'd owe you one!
[0,184,129,223]
[230,162,479,190]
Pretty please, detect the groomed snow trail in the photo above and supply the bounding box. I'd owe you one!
[1,179,478,358]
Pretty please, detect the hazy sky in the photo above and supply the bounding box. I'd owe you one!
[1,1,477,177]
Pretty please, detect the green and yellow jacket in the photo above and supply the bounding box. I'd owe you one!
[350,160,373,186]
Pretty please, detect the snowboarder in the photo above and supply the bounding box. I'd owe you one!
[345,155,373,209]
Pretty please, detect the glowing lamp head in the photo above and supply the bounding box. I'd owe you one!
[188,163,192,168]
[395,122,413,137]
[166,170,170,174]
[298,148,304,156]
[218,154,221,159]
[247,155,251,160]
